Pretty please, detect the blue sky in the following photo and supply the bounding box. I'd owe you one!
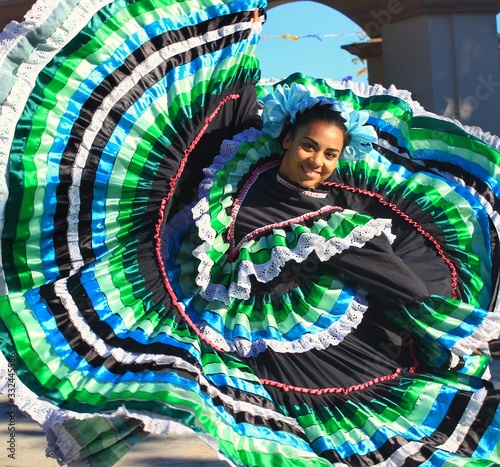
[256,2,500,84]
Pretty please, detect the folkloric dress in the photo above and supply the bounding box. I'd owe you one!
[1,0,500,466]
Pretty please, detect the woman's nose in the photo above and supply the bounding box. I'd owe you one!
[310,152,323,167]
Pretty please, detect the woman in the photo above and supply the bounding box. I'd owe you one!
[161,83,500,465]
[1,0,499,465]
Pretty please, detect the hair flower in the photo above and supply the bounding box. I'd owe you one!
[262,83,378,162]
[262,82,311,138]
[340,106,378,161]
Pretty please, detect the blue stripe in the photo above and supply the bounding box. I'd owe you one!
[474,400,500,459]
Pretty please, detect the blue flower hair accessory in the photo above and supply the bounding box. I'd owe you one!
[262,83,378,161]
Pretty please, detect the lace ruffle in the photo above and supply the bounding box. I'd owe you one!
[0,349,301,464]
[197,293,368,357]
[260,77,500,151]
[157,126,387,356]
[331,78,500,151]
[162,200,373,357]
[194,214,393,304]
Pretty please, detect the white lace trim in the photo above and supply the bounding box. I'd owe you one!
[67,19,261,276]
[329,78,500,151]
[374,388,487,466]
[0,0,115,295]
[257,79,500,363]
[195,127,263,217]
[52,277,204,368]
[194,217,393,304]
[0,0,85,66]
[161,201,197,264]
[422,174,500,360]
[198,293,368,357]
[358,145,500,362]
[360,149,500,361]
[0,2,262,291]
[448,309,500,360]
[161,196,372,358]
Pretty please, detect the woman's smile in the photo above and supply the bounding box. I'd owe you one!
[301,164,320,177]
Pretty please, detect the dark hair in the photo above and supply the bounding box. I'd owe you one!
[280,103,351,148]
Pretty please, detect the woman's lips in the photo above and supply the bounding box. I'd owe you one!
[301,165,319,178]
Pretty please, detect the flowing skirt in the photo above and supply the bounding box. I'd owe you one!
[1,0,500,465]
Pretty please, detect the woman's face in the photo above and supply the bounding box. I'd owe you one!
[279,120,344,189]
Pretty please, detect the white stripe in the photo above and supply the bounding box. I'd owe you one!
[0,0,115,294]
[377,441,425,467]
[0,347,300,467]
[436,172,500,358]
[372,389,486,465]
[195,216,393,304]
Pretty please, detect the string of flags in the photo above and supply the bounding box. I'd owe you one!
[260,31,369,77]
[261,32,367,41]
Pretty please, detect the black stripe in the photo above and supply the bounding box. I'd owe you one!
[37,275,306,436]
[374,141,500,307]
[212,385,306,438]
[413,159,500,312]
[418,389,472,445]
[39,273,199,371]
[139,80,260,308]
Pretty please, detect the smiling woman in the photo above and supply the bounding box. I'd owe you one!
[1,1,500,466]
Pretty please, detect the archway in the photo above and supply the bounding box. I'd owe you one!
[267,0,500,135]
